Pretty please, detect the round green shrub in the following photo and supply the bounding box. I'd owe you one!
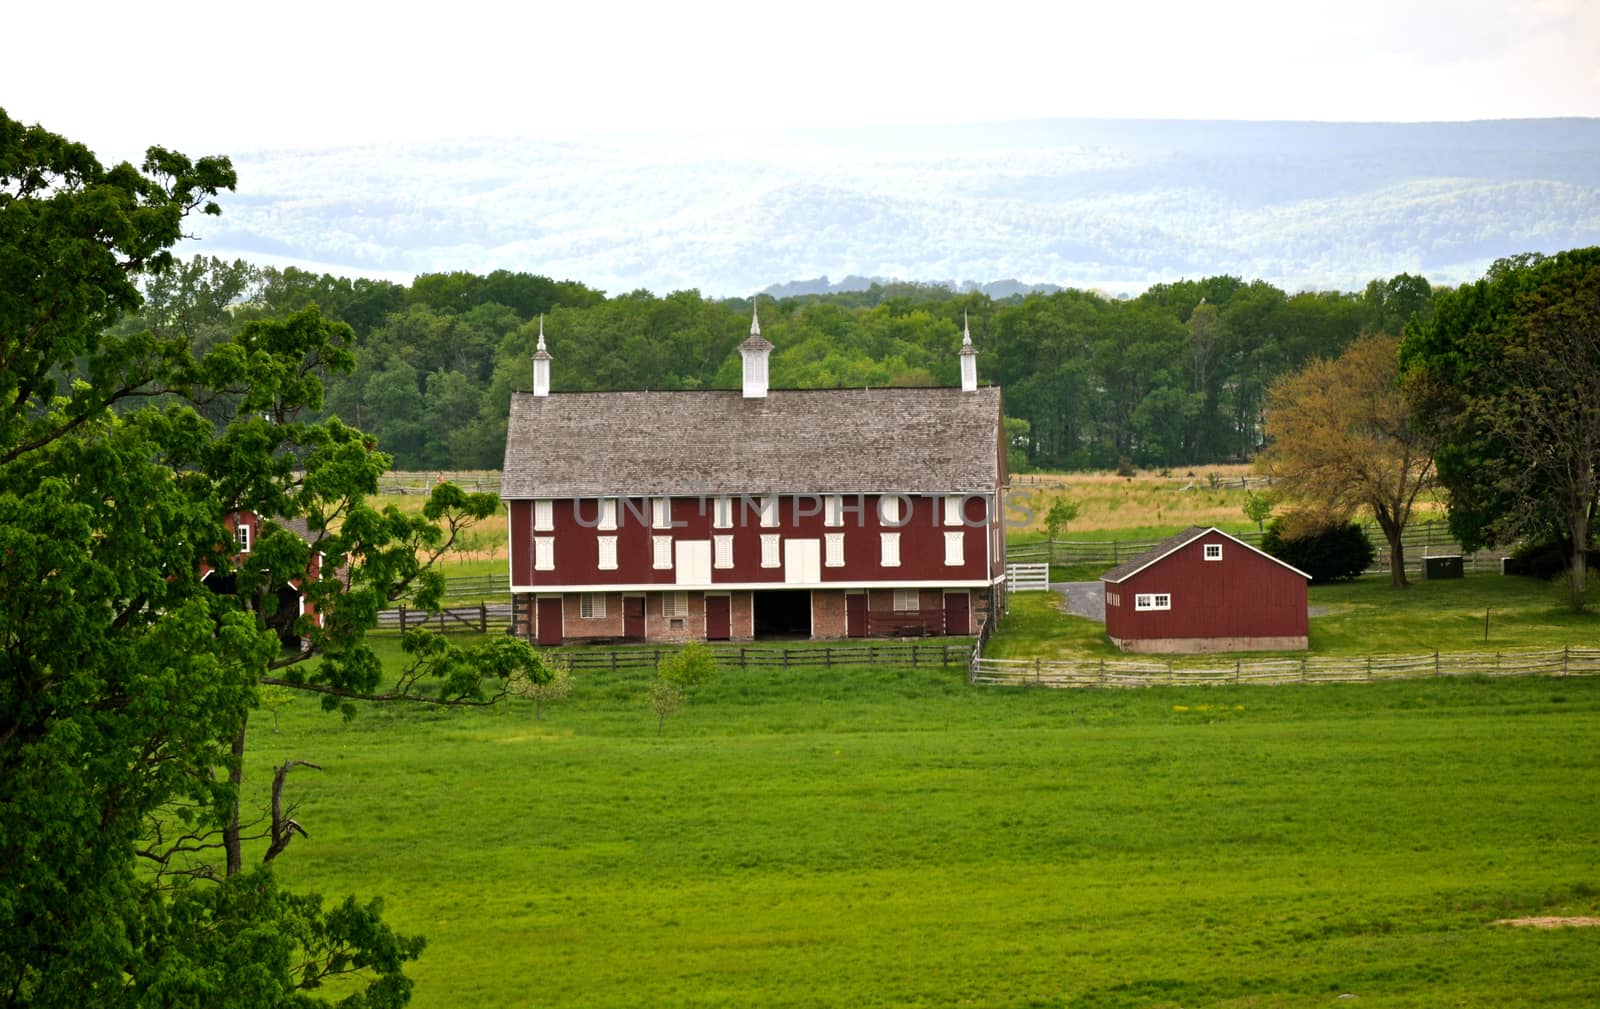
[1261,519,1374,582]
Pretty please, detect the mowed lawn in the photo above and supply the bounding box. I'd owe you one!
[248,654,1600,1008]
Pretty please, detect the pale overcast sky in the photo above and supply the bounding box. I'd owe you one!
[4,0,1597,158]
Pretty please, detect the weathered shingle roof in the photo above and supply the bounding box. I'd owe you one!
[1100,525,1311,583]
[501,386,1003,498]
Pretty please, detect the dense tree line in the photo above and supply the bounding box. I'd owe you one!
[121,259,1436,472]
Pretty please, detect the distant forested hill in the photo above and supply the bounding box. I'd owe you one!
[186,118,1600,297]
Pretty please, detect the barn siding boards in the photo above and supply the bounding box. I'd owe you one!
[1102,526,1309,652]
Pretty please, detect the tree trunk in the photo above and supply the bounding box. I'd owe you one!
[1388,534,1409,588]
[223,715,248,876]
[1569,511,1590,612]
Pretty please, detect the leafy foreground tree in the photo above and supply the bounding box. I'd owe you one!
[0,110,545,1007]
[1260,333,1435,587]
[1401,248,1600,610]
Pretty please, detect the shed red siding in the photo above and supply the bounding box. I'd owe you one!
[1103,531,1307,644]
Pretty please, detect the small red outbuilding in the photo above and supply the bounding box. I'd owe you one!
[1101,526,1309,653]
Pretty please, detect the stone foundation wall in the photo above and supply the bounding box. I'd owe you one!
[811,590,846,638]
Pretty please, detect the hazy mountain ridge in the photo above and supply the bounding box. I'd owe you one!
[187,118,1600,295]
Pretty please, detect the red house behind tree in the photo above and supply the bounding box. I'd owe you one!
[202,511,326,649]
[1101,526,1309,653]
[500,311,1007,645]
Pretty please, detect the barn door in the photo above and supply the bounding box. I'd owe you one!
[705,595,731,641]
[536,597,563,646]
[942,592,970,636]
[623,595,645,641]
[846,593,867,638]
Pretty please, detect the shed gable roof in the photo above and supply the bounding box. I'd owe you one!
[501,386,1003,498]
[1100,526,1311,583]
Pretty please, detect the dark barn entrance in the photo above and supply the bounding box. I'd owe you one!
[753,590,810,639]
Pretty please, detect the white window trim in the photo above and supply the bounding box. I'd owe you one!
[943,495,963,527]
[652,535,673,570]
[944,530,964,567]
[1204,543,1223,561]
[713,534,734,569]
[534,536,555,572]
[824,495,844,528]
[652,498,671,529]
[893,589,919,611]
[713,497,733,529]
[879,495,901,525]
[533,499,554,532]
[597,498,618,531]
[1134,593,1172,611]
[824,532,845,568]
[881,531,901,567]
[760,494,779,529]
[760,533,781,568]
[1106,591,1120,607]
[598,535,618,571]
[579,593,606,619]
[236,522,251,553]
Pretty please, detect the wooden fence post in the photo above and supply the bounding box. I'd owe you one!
[1564,645,1570,676]
[1034,657,1041,684]
[479,603,487,633]
[1434,651,1440,677]
[824,647,832,669]
[398,605,408,631]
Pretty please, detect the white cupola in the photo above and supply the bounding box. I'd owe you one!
[959,310,978,392]
[739,301,773,399]
[532,315,551,397]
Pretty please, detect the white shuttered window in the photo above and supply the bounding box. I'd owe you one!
[713,535,734,569]
[944,531,964,566]
[533,499,554,531]
[761,534,780,568]
[880,532,901,567]
[652,536,673,569]
[534,537,554,571]
[825,532,845,567]
[598,536,618,570]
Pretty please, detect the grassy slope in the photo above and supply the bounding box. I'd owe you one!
[253,653,1600,1009]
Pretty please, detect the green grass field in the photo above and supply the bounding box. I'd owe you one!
[249,647,1600,1008]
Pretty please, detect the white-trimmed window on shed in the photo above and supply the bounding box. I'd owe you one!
[534,536,554,571]
[943,495,964,526]
[661,591,688,618]
[824,532,845,567]
[235,522,251,553]
[893,589,919,611]
[652,498,672,529]
[533,499,554,532]
[880,532,901,567]
[598,535,618,571]
[944,531,964,566]
[1105,591,1120,607]
[760,494,780,528]
[579,593,606,619]
[713,534,734,569]
[1204,543,1223,561]
[652,535,673,570]
[1134,593,1172,611]
[878,494,902,526]
[713,497,733,529]
[596,498,618,531]
[760,534,781,568]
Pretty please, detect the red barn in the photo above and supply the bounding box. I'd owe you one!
[501,312,1007,645]
[1101,526,1309,653]
[202,512,327,649]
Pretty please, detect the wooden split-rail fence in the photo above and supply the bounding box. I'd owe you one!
[376,603,513,633]
[559,641,970,674]
[970,646,1600,688]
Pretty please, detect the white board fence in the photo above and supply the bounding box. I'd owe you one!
[971,646,1600,688]
[1005,563,1050,592]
